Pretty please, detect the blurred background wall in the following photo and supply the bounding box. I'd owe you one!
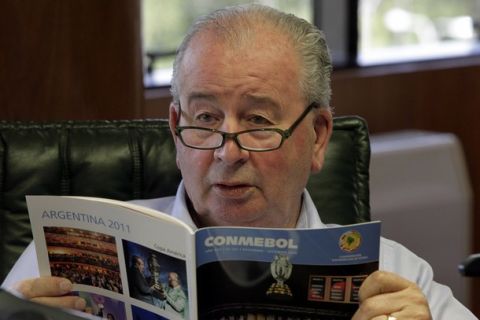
[0,0,144,120]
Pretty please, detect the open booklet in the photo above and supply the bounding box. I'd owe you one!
[27,195,381,320]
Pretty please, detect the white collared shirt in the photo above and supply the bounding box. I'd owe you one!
[2,182,477,319]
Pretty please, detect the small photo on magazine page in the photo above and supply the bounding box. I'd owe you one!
[43,226,123,293]
[123,240,189,319]
[73,291,127,320]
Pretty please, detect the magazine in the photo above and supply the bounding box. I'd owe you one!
[27,195,381,320]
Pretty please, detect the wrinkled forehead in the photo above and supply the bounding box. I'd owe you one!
[177,27,303,102]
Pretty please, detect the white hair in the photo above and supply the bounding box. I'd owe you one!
[170,4,332,109]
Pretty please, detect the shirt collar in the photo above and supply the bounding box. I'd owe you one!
[171,181,327,230]
[170,181,198,230]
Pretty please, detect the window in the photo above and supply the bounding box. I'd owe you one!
[142,0,312,87]
[142,0,480,87]
[358,0,480,65]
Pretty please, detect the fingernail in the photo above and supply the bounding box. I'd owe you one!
[75,298,87,310]
[59,279,72,292]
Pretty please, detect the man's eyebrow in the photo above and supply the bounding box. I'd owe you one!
[185,92,282,111]
[187,92,217,105]
[243,94,282,110]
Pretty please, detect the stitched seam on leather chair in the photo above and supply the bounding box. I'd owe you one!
[59,126,71,195]
[333,116,370,223]
[128,127,143,199]
[353,117,371,222]
[0,119,169,130]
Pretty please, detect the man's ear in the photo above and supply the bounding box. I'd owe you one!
[311,108,333,173]
[169,102,182,169]
[169,102,180,144]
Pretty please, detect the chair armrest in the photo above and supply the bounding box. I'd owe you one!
[459,253,480,277]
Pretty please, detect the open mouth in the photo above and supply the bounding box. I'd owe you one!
[212,183,254,199]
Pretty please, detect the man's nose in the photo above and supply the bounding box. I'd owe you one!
[214,135,250,164]
[214,118,250,163]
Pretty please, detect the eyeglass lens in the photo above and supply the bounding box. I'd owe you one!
[180,128,283,150]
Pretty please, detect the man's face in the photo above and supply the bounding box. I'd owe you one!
[168,273,178,287]
[135,258,144,272]
[170,27,332,228]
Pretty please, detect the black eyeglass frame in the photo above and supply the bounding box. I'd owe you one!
[174,102,319,152]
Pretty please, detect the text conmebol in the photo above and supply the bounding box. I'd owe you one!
[204,236,298,249]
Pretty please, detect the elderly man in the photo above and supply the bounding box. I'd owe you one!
[3,4,476,320]
[164,272,187,317]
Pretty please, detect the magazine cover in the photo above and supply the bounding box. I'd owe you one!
[195,222,380,319]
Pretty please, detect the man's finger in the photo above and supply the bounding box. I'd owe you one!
[352,291,403,320]
[14,277,73,299]
[359,271,415,302]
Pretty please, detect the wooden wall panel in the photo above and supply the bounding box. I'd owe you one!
[0,0,143,120]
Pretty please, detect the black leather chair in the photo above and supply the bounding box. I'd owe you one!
[0,116,370,282]
[459,254,480,277]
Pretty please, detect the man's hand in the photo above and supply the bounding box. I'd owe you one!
[13,276,86,310]
[352,271,432,320]
[152,284,166,299]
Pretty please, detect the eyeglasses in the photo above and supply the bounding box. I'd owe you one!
[175,102,318,152]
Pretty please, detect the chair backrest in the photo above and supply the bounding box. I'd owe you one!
[0,116,370,282]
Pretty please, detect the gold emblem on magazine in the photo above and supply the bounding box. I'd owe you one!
[266,254,293,297]
[339,230,362,252]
